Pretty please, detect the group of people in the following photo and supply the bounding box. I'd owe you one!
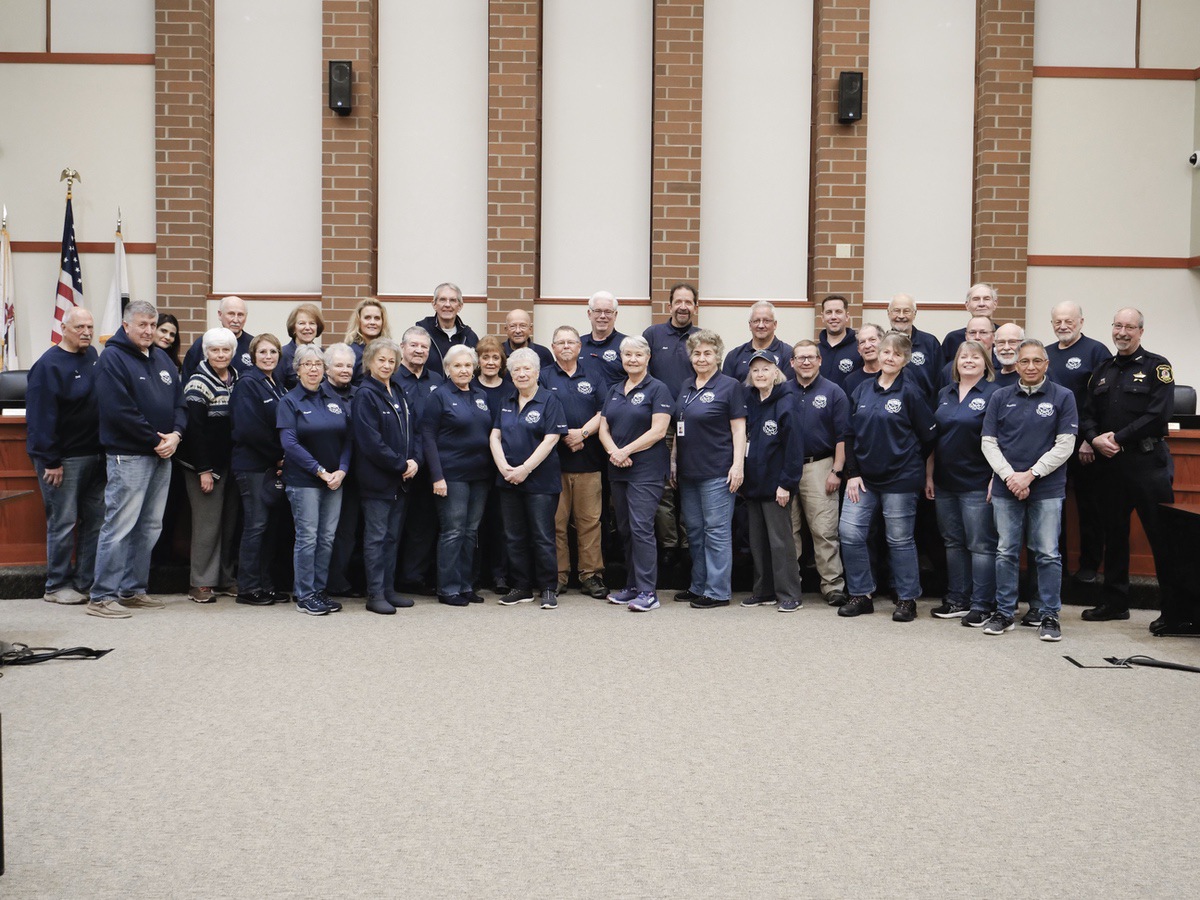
[26,279,1195,638]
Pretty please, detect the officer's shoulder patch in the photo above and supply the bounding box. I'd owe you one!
[1157,364,1174,384]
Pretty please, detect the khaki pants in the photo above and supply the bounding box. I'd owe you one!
[790,455,845,595]
[556,471,604,581]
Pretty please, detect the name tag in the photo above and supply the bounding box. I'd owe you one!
[676,420,685,437]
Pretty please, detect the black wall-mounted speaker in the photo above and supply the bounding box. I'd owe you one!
[329,60,353,115]
[838,71,863,124]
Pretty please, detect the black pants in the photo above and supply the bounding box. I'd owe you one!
[1065,453,1105,572]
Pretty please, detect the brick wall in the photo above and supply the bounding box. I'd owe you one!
[650,1,704,321]
[155,0,214,346]
[487,0,541,335]
[809,0,870,324]
[322,0,377,338]
[973,0,1034,324]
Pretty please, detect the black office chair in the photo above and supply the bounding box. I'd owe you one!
[1173,384,1196,417]
[0,369,29,413]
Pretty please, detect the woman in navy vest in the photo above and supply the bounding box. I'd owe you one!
[926,340,1001,626]
[839,332,937,623]
[421,344,495,606]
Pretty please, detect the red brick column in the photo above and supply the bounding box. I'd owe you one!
[323,0,378,337]
[155,0,214,346]
[487,0,541,335]
[973,0,1033,324]
[649,0,704,321]
[809,0,870,324]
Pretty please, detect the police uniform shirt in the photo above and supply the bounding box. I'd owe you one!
[579,329,629,393]
[539,361,604,472]
[493,387,569,494]
[1081,349,1174,448]
[933,379,1001,493]
[786,375,849,460]
[721,338,794,383]
[846,369,936,493]
[601,375,674,483]
[982,379,1078,500]
[674,372,748,482]
[818,327,861,388]
[1046,334,1111,408]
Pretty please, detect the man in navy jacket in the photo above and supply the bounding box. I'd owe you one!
[414,282,480,377]
[182,294,254,376]
[87,300,187,618]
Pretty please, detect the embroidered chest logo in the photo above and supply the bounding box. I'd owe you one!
[885,399,903,414]
[577,381,593,395]
[762,419,778,436]
[159,370,172,384]
[326,403,342,415]
[839,358,853,372]
[911,352,926,366]
[525,410,542,424]
[1066,357,1081,370]
[699,391,716,404]
[968,397,987,412]
[630,392,646,406]
[1036,402,1054,417]
[813,395,828,409]
[241,352,252,366]
[603,349,618,362]
[475,397,488,411]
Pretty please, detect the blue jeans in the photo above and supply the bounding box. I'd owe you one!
[91,454,173,602]
[362,495,406,600]
[612,480,664,592]
[500,489,558,591]
[679,476,736,600]
[935,490,997,612]
[35,454,106,594]
[993,494,1063,618]
[434,480,488,596]
[286,484,343,601]
[839,488,922,601]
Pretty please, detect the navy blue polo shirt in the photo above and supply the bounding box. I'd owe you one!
[818,328,860,387]
[419,382,494,483]
[601,375,674,483]
[492,387,569,494]
[1046,334,1110,407]
[933,379,1001,493]
[721,338,794,383]
[395,365,444,418]
[643,321,699,394]
[846,370,936,493]
[539,361,604,472]
[503,339,555,370]
[937,354,1008,392]
[841,367,878,399]
[902,326,943,401]
[982,379,1078,500]
[787,375,849,460]
[579,330,629,392]
[473,375,511,419]
[277,382,353,488]
[675,372,748,482]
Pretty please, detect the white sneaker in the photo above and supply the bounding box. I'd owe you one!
[44,588,88,605]
[120,593,165,610]
[87,599,133,619]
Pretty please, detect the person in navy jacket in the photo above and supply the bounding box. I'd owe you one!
[230,332,287,605]
[323,343,363,600]
[721,302,793,383]
[740,352,804,612]
[353,338,422,615]
[343,297,390,384]
[277,344,353,615]
[415,282,480,378]
[886,293,942,403]
[182,295,255,377]
[579,291,628,394]
[674,329,747,609]
[924,341,1002,625]
[817,294,860,388]
[981,339,1077,641]
[421,344,494,606]
[87,301,187,618]
[502,308,554,369]
[838,332,937,623]
[277,303,324,391]
[599,336,673,611]
[490,348,569,609]
[940,283,998,362]
[841,323,884,398]
[27,306,104,605]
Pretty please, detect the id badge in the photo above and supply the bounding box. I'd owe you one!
[676,420,685,437]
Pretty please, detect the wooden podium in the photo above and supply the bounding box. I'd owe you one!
[0,417,46,565]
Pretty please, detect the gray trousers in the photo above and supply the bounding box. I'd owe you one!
[183,467,239,589]
[748,497,802,604]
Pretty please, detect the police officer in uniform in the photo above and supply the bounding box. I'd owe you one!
[1079,307,1190,634]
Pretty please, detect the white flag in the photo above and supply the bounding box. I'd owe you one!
[1,222,17,371]
[100,227,129,344]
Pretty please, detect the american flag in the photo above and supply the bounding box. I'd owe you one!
[52,195,83,345]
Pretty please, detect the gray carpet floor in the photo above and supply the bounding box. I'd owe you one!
[2,591,1199,899]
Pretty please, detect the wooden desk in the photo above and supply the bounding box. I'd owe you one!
[0,417,47,565]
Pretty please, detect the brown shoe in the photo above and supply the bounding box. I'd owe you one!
[188,586,216,604]
[121,593,165,609]
[86,599,132,619]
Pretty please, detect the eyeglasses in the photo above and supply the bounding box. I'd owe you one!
[298,360,325,369]
[793,355,819,363]
[553,339,580,346]
[589,309,615,317]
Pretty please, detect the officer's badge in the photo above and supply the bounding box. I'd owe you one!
[1133,371,1146,382]
[1157,365,1174,384]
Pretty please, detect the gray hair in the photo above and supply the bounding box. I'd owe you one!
[1018,338,1048,358]
[202,327,237,353]
[748,301,777,321]
[323,342,356,367]
[293,344,324,372]
[619,335,651,356]
[686,328,725,361]
[552,325,580,343]
[364,338,401,369]
[888,293,917,313]
[743,357,786,389]
[857,322,885,341]
[965,283,997,304]
[588,290,618,311]
[507,347,541,374]
[443,344,478,369]
[402,325,431,345]
[123,300,157,323]
[433,282,463,304]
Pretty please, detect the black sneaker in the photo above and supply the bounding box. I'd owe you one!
[236,591,274,606]
[1039,615,1062,642]
[1081,603,1130,621]
[982,613,1015,635]
[318,592,343,613]
[674,589,700,602]
[824,590,849,607]
[438,593,470,607]
[461,590,485,604]
[837,595,874,617]
[1020,607,1044,627]
[498,588,534,606]
[689,596,730,609]
[932,600,970,619]
[540,590,558,610]
[961,609,990,627]
[580,575,608,599]
[740,595,776,608]
[893,599,917,622]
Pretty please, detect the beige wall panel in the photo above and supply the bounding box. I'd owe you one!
[860,306,974,346]
[1032,0,1136,68]
[377,1,488,297]
[51,0,154,54]
[864,0,975,305]
[1029,78,1195,257]
[212,0,322,294]
[700,0,812,303]
[0,0,47,52]
[1139,0,1200,68]
[540,1,653,300]
[1194,84,1200,258]
[1026,267,1197,385]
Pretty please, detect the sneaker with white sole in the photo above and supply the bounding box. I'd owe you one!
[961,609,990,627]
[86,599,132,619]
[778,599,802,612]
[931,600,970,619]
[740,595,776,608]
[1038,615,1062,642]
[607,588,638,605]
[540,590,558,609]
[120,593,165,609]
[44,587,88,605]
[628,591,660,612]
[499,588,535,606]
[982,612,1015,635]
[295,595,330,615]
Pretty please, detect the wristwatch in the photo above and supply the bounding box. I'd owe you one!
[831,469,843,479]
[316,465,327,476]
[581,428,590,438]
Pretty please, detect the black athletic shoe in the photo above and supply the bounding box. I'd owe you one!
[893,599,917,622]
[961,609,990,627]
[689,596,730,609]
[1081,603,1130,622]
[837,595,874,617]
[674,589,701,602]
[438,593,470,607]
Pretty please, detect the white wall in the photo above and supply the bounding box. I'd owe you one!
[863,0,975,304]
[540,0,653,301]
[377,1,488,297]
[1032,0,1136,67]
[1139,0,1200,68]
[212,0,322,294]
[0,0,46,51]
[50,0,155,54]
[700,0,812,303]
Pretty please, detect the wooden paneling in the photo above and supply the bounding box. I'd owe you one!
[0,418,47,565]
